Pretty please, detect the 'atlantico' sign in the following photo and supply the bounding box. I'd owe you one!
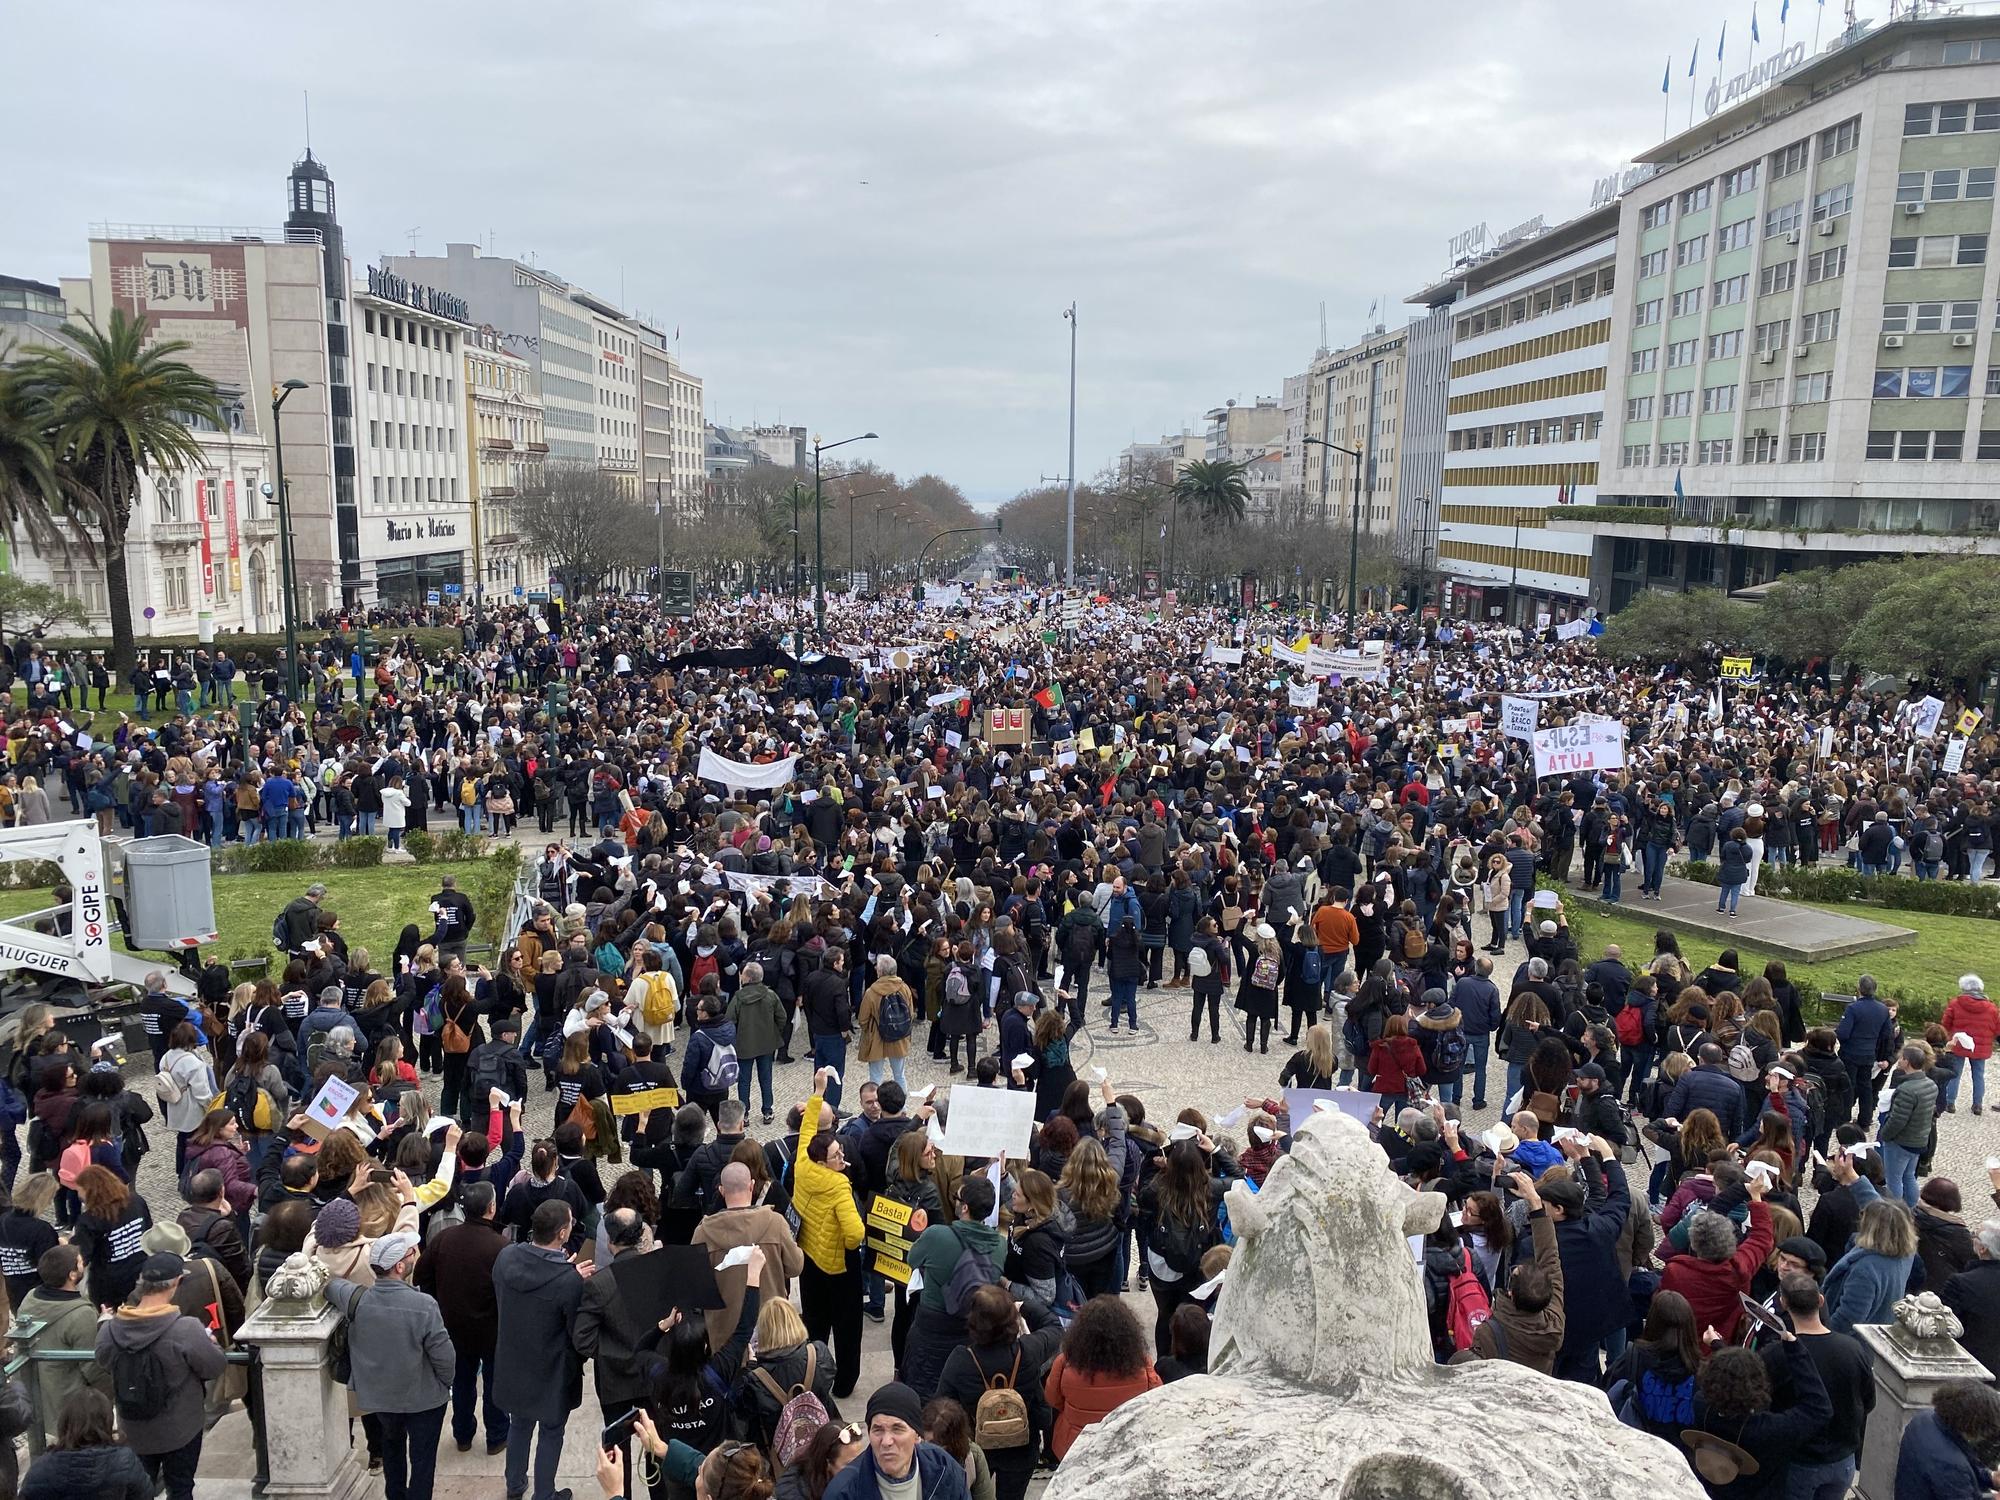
[1706,42,1808,118]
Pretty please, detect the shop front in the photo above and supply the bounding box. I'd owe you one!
[374,551,465,606]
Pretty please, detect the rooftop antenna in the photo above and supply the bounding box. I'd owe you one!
[303,90,311,153]
[1319,300,1329,356]
[405,226,421,254]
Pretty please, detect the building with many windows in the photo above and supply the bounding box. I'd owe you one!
[635,324,707,516]
[1296,327,1407,535]
[465,323,548,600]
[1567,12,2000,608]
[31,229,337,634]
[351,267,474,605]
[1407,204,1617,625]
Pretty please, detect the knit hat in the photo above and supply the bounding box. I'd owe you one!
[865,1381,925,1432]
[314,1197,361,1249]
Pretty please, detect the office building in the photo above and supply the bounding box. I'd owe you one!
[465,323,548,599]
[351,265,474,604]
[1296,327,1407,534]
[0,275,67,336]
[635,325,707,515]
[1565,11,2000,608]
[1395,304,1455,601]
[1408,204,1618,625]
[1203,398,1284,468]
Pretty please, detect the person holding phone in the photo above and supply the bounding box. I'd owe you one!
[621,1246,767,1497]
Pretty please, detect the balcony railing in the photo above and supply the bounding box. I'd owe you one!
[1583,493,2000,535]
[524,441,550,453]
[482,437,515,451]
[149,520,202,544]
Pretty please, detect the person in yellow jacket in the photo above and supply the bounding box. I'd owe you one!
[795,1068,866,1397]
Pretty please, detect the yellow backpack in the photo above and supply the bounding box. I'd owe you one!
[641,971,679,1028]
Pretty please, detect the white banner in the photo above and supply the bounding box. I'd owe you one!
[1205,644,1245,665]
[695,747,800,791]
[1911,695,1946,739]
[1270,641,1310,667]
[1818,725,1836,759]
[935,1085,1037,1160]
[922,584,963,609]
[926,687,969,707]
[1307,646,1385,683]
[1288,681,1320,708]
[1532,719,1626,779]
[1500,695,1540,741]
[1555,617,1591,642]
[723,870,831,899]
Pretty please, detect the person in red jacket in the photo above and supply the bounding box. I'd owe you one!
[1042,1295,1162,1459]
[1658,1168,1775,1350]
[1940,974,1996,1116]
[1366,1014,1428,1103]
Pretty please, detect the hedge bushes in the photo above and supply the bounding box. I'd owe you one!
[215,831,503,874]
[1673,860,1999,920]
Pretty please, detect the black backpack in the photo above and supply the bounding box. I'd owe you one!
[110,1341,173,1422]
[944,1241,1000,1317]
[876,987,913,1045]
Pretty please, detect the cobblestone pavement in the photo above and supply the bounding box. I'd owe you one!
[154,915,2000,1498]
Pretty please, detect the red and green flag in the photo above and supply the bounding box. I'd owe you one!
[1035,683,1065,711]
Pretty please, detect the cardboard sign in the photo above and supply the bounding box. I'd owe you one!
[984,707,1032,745]
[1532,719,1626,779]
[866,1193,919,1284]
[301,1076,364,1142]
[1500,695,1540,742]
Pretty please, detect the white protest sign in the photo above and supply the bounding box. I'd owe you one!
[926,687,969,707]
[1500,695,1539,741]
[1270,641,1310,667]
[1205,644,1245,665]
[1817,725,1836,759]
[1911,696,1946,738]
[1531,719,1626,779]
[1555,617,1591,642]
[1943,737,1968,774]
[935,1085,1037,1160]
[1287,681,1319,709]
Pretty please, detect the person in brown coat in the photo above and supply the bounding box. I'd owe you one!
[1467,1171,1566,1373]
[856,956,916,1093]
[692,1161,804,1351]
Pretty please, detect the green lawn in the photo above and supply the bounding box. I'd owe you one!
[1558,891,1994,1024]
[0,858,521,974]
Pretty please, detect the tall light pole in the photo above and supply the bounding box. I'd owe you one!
[813,432,877,640]
[1303,434,1363,644]
[839,485,889,589]
[269,379,309,705]
[1063,304,1077,589]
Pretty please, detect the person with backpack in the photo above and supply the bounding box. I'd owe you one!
[794,1073,867,1399]
[934,1282,1063,1500]
[937,943,984,1075]
[902,1170,1005,1401]
[734,1293,843,1463]
[857,955,916,1095]
[634,1243,767,1477]
[177,1168,253,1293]
[427,875,476,962]
[464,1014,530,1129]
[179,1108,256,1218]
[94,1251,227,1500]
[1136,1136,1224,1358]
[1412,988,1468,1100]
[725,962,785,1125]
[1605,1290,1703,1441]
[1186,916,1230,1045]
[326,1229,456,1500]
[682,993,742,1125]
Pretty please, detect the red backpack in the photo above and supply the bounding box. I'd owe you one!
[689,949,721,994]
[1615,1002,1645,1048]
[1445,1249,1492,1352]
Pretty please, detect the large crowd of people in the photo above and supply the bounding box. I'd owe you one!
[0,582,1996,1500]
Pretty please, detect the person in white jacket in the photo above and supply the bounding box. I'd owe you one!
[155,1023,217,1173]
[380,776,412,852]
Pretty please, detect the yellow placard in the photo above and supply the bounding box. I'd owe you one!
[866,1194,917,1284]
[611,1087,681,1117]
[1957,708,1985,735]
[1720,656,1753,679]
[1078,727,1097,751]
[873,1253,912,1284]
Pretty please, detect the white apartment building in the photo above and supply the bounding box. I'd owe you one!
[1409,205,1618,625]
[465,323,549,599]
[1566,12,2000,609]
[352,265,473,605]
[634,325,708,516]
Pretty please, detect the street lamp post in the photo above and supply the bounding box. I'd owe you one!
[915,520,1003,588]
[840,486,889,591]
[1063,303,1077,589]
[1302,435,1364,644]
[269,379,309,706]
[813,432,878,641]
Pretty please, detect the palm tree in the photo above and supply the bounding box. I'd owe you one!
[16,311,221,675]
[1173,458,1252,528]
[0,348,79,559]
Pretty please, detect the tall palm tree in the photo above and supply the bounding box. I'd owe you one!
[1173,458,1252,528]
[16,311,221,675]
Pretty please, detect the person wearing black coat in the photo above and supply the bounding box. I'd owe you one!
[1663,1048,1749,1141]
[492,1204,588,1500]
[413,1184,509,1455]
[19,1401,153,1500]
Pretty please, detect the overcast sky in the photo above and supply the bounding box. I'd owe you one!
[5,0,1879,504]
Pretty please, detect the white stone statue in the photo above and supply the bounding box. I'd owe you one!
[262,1251,331,1310]
[1893,1291,1965,1344]
[1045,1109,1707,1500]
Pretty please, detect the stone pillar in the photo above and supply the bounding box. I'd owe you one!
[235,1258,372,1500]
[1854,1300,1992,1500]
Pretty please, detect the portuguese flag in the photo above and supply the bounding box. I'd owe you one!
[1035,683,1065,711]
